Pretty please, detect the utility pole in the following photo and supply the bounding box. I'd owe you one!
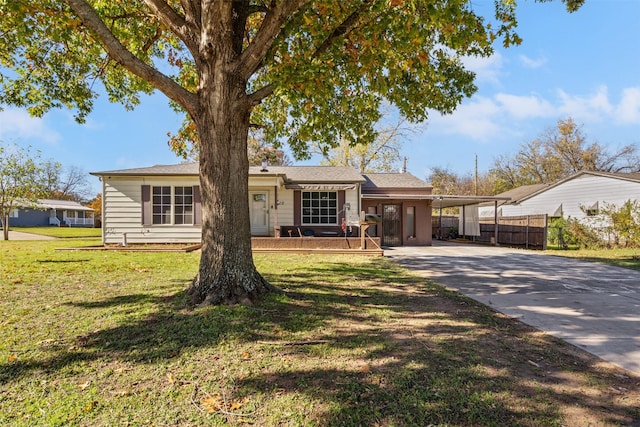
[402,156,407,173]
[474,153,478,196]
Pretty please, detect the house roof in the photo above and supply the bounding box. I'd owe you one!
[500,171,640,205]
[490,183,552,205]
[91,163,199,176]
[16,199,94,211]
[361,173,431,189]
[253,166,366,183]
[92,163,366,183]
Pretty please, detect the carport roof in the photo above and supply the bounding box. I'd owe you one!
[430,195,511,209]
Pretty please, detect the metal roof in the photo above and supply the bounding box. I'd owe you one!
[430,195,511,209]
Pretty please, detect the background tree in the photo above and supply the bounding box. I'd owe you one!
[317,118,408,173]
[427,166,496,196]
[0,1,584,305]
[0,143,47,240]
[491,118,640,192]
[41,162,93,202]
[247,130,292,167]
[86,193,102,218]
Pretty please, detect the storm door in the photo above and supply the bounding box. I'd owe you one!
[249,192,269,236]
[382,204,402,246]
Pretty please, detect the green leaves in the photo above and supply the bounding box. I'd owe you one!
[0,0,584,158]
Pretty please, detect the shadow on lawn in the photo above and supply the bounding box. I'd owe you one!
[1,258,639,425]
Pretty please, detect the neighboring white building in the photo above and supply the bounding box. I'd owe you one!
[478,171,640,221]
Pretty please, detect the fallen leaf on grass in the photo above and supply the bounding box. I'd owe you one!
[78,381,91,390]
[201,395,223,413]
[230,396,250,411]
[241,352,251,360]
[7,354,17,362]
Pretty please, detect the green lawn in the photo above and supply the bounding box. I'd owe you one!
[9,226,102,238]
[1,239,638,426]
[547,246,640,270]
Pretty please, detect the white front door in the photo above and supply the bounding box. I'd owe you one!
[249,191,269,236]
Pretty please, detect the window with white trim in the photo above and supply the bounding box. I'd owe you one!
[302,191,337,224]
[152,186,195,225]
[152,186,172,225]
[174,186,194,224]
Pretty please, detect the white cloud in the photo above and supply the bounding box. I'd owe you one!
[463,52,504,86]
[555,86,614,123]
[427,96,506,141]
[425,85,640,143]
[494,93,555,119]
[518,54,547,69]
[0,108,61,144]
[615,87,640,124]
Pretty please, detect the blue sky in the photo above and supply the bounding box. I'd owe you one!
[1,0,638,196]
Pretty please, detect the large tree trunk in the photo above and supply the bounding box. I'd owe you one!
[187,66,276,306]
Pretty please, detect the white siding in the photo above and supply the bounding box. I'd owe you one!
[480,175,640,221]
[103,174,363,244]
[103,176,201,244]
[274,188,294,227]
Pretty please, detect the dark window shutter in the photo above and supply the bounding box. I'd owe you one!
[293,190,301,225]
[141,185,151,226]
[193,185,201,225]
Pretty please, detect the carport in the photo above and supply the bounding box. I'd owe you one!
[430,195,510,244]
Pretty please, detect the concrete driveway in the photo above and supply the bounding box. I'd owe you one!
[2,230,56,240]
[386,241,640,376]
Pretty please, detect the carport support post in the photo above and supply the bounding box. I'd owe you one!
[462,205,466,238]
[493,200,498,246]
[439,206,443,240]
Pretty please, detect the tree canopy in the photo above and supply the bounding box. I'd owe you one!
[2,1,583,155]
[491,118,640,192]
[0,0,585,304]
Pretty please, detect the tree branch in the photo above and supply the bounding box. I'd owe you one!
[247,83,274,107]
[236,0,309,80]
[64,0,198,117]
[179,0,201,31]
[141,0,199,53]
[313,1,371,59]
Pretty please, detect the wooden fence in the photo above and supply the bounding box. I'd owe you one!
[479,214,548,250]
[431,215,460,240]
[433,214,548,250]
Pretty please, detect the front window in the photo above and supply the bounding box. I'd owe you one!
[152,186,172,225]
[152,186,195,225]
[302,191,337,224]
[174,186,193,224]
